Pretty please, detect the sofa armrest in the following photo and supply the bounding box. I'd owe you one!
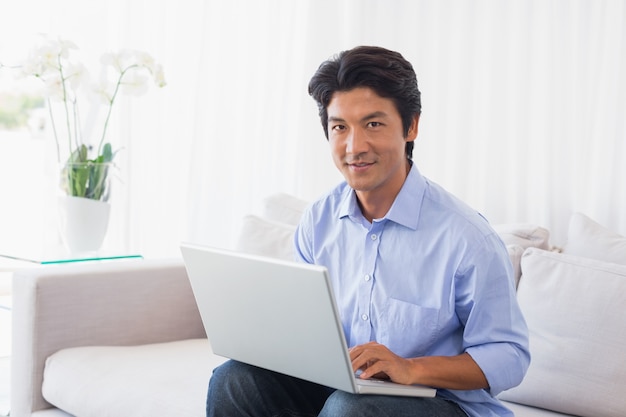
[11,258,205,416]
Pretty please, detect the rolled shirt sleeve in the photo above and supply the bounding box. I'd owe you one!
[455,234,530,395]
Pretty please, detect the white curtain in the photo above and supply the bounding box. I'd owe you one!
[2,0,625,258]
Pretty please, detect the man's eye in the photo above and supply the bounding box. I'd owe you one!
[368,121,382,128]
[331,125,346,131]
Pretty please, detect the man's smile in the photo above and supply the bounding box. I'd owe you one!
[346,159,375,167]
[347,161,375,173]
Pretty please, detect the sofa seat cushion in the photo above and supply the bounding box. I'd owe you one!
[502,401,575,416]
[40,338,573,417]
[498,248,626,417]
[31,409,74,417]
[42,339,227,417]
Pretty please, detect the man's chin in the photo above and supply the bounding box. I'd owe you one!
[346,179,376,193]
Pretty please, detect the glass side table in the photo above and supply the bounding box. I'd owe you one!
[0,251,142,266]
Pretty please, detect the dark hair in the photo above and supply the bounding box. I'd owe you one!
[308,46,421,160]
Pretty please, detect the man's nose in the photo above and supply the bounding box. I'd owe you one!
[346,129,369,154]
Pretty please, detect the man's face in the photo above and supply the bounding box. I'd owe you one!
[327,87,418,202]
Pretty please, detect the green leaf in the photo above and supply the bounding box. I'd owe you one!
[102,143,113,163]
[61,144,114,200]
[85,163,110,200]
[68,144,89,164]
[70,163,89,197]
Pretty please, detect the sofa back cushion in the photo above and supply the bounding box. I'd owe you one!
[498,248,626,417]
[260,193,310,226]
[235,215,296,261]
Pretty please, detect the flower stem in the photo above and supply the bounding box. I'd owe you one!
[73,98,80,152]
[58,52,73,162]
[97,65,137,156]
[47,97,61,164]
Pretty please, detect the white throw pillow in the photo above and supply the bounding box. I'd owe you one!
[260,193,309,226]
[235,215,296,261]
[562,212,626,265]
[498,248,626,417]
[493,223,551,288]
[492,223,550,250]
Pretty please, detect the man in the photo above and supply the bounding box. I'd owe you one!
[207,46,530,417]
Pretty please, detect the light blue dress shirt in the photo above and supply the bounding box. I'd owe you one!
[294,164,530,417]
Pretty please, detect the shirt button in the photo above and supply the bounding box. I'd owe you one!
[370,234,377,240]
[364,274,371,282]
[361,314,369,321]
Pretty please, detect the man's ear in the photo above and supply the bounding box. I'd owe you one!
[406,114,419,142]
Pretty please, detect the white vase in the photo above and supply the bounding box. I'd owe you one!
[57,162,114,254]
[57,195,111,254]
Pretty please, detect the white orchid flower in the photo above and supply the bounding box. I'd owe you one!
[15,35,166,169]
[58,39,78,55]
[133,50,156,70]
[119,71,150,96]
[64,62,87,90]
[43,73,66,101]
[101,51,125,72]
[152,63,167,87]
[90,77,115,104]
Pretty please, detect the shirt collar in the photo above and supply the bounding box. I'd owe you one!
[338,188,359,220]
[385,163,425,230]
[338,163,427,230]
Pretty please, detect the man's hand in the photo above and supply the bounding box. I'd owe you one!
[349,341,490,390]
[349,341,416,384]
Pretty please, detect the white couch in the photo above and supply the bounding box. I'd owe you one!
[10,194,626,417]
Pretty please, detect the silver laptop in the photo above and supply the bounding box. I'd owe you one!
[180,243,436,398]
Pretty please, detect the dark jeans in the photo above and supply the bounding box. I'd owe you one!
[207,360,468,417]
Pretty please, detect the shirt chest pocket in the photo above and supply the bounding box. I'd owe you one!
[376,298,442,357]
